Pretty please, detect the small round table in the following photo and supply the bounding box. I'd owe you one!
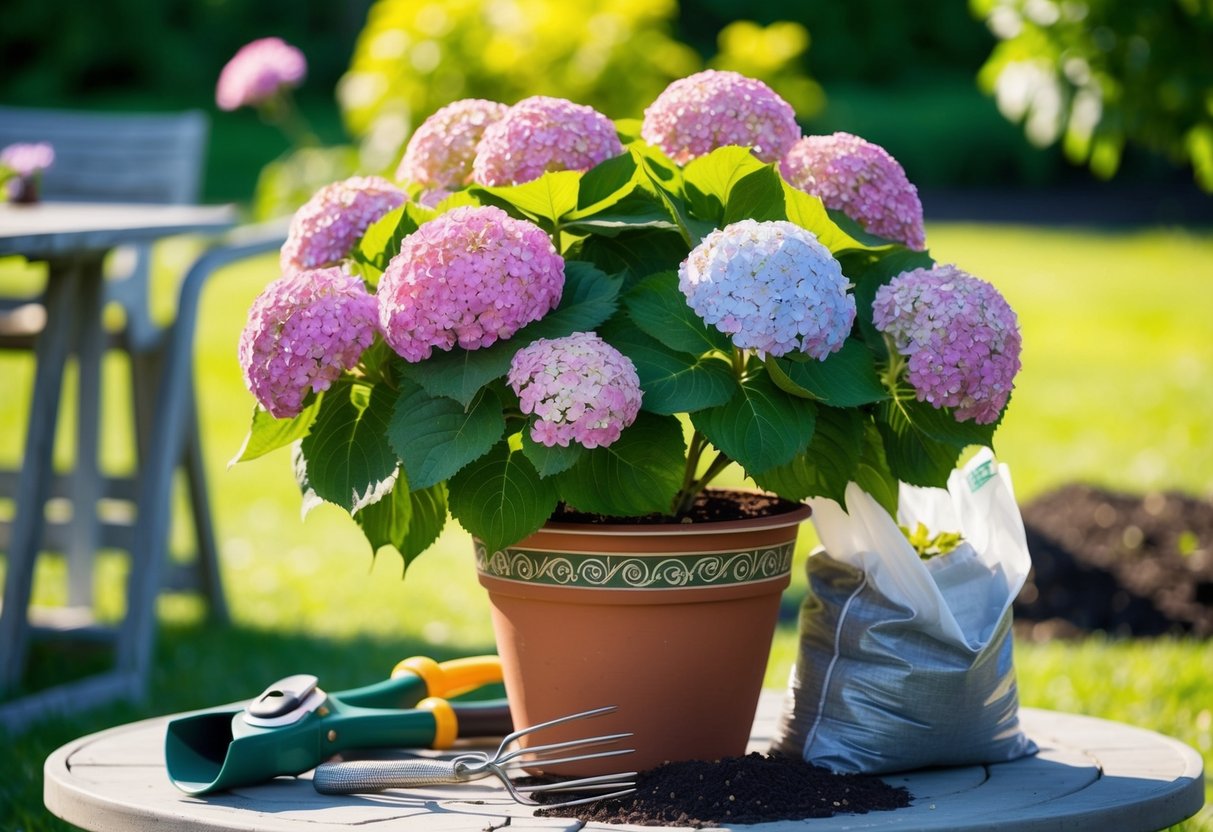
[44,692,1205,831]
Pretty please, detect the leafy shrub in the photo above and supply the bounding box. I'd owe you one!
[972,0,1213,190]
[338,0,819,169]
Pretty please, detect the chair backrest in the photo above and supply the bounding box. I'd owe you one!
[0,106,208,205]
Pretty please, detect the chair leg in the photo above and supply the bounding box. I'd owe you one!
[65,272,107,609]
[0,260,86,696]
[125,340,229,633]
[183,382,228,625]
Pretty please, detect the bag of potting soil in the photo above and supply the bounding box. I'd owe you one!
[772,449,1037,774]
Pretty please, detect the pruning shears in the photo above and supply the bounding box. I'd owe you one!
[165,655,511,795]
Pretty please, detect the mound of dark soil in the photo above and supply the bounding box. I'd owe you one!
[1014,484,1213,638]
[536,752,910,828]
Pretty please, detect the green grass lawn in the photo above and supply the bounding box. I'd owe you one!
[1,222,1211,830]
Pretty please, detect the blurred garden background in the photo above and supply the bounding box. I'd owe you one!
[2,0,1211,829]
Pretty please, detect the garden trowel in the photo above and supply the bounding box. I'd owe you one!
[165,655,511,795]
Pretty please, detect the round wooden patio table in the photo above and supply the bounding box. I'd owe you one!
[44,691,1204,832]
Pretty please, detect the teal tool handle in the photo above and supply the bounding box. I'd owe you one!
[328,706,440,752]
[327,698,513,754]
[334,674,428,710]
[334,655,503,709]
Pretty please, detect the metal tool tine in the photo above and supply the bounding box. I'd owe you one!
[515,772,639,794]
[491,705,618,758]
[496,731,634,768]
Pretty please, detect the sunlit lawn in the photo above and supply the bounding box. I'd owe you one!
[1,222,1211,830]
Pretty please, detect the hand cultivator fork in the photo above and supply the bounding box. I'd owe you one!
[312,705,637,808]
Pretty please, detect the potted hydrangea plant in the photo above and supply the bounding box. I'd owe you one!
[234,69,1022,772]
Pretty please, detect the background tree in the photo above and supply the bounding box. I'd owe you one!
[972,0,1213,191]
[337,0,820,170]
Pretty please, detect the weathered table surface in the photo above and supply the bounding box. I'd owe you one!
[0,201,236,255]
[44,691,1205,832]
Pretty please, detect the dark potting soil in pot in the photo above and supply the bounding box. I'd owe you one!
[551,490,802,526]
[534,752,911,827]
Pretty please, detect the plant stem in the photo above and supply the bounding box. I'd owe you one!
[672,432,736,516]
[260,90,320,149]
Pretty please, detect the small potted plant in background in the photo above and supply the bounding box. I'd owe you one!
[233,68,1023,772]
[0,142,54,204]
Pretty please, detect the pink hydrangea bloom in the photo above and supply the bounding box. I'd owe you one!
[1,142,54,176]
[872,264,1021,424]
[781,132,926,251]
[396,99,509,194]
[508,332,642,449]
[679,219,855,359]
[378,206,564,361]
[216,37,307,111]
[279,176,406,273]
[641,70,800,164]
[471,96,623,186]
[239,267,379,419]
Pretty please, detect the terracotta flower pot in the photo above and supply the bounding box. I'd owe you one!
[475,499,811,775]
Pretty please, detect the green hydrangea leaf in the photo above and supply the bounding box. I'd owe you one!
[856,421,900,516]
[722,165,788,225]
[636,148,714,246]
[554,412,686,516]
[624,271,732,355]
[603,324,736,414]
[769,339,888,406]
[691,373,818,475]
[573,151,639,213]
[875,395,991,487]
[299,381,399,513]
[752,406,863,503]
[571,228,688,288]
[469,170,580,231]
[354,473,448,575]
[354,202,435,275]
[562,191,678,238]
[388,382,505,490]
[448,439,558,554]
[520,430,586,478]
[229,396,323,467]
[682,145,767,225]
[782,182,890,255]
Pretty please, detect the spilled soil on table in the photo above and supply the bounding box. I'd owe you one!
[534,752,910,827]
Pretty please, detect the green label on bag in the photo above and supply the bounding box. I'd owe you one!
[967,459,996,492]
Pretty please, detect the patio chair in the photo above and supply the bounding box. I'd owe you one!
[0,106,277,722]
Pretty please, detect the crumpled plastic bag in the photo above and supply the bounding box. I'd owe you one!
[771,449,1038,773]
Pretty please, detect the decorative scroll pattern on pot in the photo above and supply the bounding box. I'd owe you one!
[475,542,795,589]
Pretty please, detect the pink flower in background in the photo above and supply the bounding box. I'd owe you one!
[279,176,406,273]
[679,219,855,360]
[471,96,623,186]
[397,99,509,194]
[872,264,1021,424]
[378,206,565,361]
[641,70,801,164]
[1,142,54,176]
[781,132,926,251]
[239,267,379,419]
[508,332,642,449]
[216,37,307,111]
